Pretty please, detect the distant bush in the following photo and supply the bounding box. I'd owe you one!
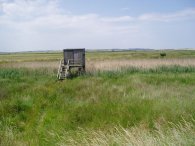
[160,52,166,57]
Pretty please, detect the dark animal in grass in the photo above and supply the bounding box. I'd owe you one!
[160,52,166,57]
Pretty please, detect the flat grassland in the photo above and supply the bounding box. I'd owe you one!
[0,50,195,146]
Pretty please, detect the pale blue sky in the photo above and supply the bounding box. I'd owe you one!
[59,0,195,15]
[0,0,195,51]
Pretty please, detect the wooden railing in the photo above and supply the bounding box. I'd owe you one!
[57,59,84,79]
[57,59,63,79]
[67,59,82,66]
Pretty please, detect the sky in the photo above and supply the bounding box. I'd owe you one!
[0,0,195,52]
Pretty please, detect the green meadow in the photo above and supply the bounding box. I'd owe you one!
[0,50,195,145]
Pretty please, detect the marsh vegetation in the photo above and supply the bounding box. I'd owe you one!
[0,50,195,145]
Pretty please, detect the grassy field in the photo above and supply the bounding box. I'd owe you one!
[0,50,195,145]
[1,50,195,63]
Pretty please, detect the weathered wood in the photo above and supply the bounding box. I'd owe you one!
[57,48,85,79]
[63,48,85,68]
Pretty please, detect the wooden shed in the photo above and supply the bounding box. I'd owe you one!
[57,48,85,79]
[63,48,85,69]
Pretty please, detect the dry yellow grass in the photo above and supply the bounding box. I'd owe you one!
[87,58,195,71]
[0,61,59,69]
[56,120,195,146]
[1,59,195,71]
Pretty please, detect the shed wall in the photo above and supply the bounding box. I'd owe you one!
[63,48,85,67]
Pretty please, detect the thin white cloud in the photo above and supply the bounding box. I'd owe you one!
[138,8,195,22]
[0,0,63,19]
[100,16,134,22]
[0,0,138,41]
[1,0,194,28]
[121,7,129,11]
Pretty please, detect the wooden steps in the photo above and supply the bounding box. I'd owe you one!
[57,58,85,80]
[57,59,66,80]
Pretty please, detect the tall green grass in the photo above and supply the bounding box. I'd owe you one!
[57,119,195,146]
[0,66,195,145]
[86,65,195,79]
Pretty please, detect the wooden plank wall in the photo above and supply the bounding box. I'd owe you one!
[63,48,85,68]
